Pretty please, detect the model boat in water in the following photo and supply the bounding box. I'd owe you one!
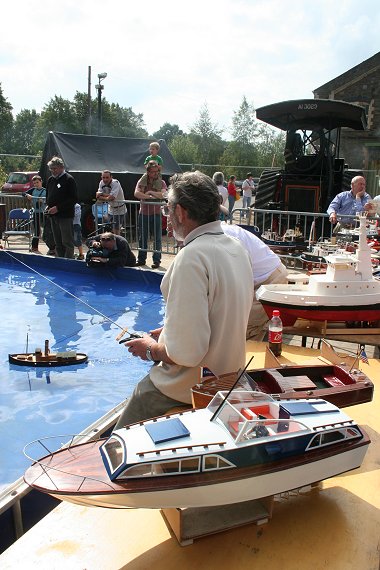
[257,213,380,326]
[24,390,370,509]
[9,340,88,367]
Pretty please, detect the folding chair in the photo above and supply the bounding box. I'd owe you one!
[2,208,33,251]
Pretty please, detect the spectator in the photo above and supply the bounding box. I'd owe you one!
[115,171,253,427]
[212,171,228,208]
[85,232,136,268]
[134,160,166,269]
[24,175,46,253]
[140,141,163,191]
[222,222,288,340]
[227,175,238,218]
[73,203,84,260]
[45,156,78,258]
[327,176,372,228]
[241,172,256,210]
[96,170,127,235]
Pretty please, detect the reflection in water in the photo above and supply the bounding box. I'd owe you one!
[0,265,164,487]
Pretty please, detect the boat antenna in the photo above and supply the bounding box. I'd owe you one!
[210,355,254,422]
[25,325,30,353]
[2,251,127,331]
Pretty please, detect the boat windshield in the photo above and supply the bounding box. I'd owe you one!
[208,390,308,443]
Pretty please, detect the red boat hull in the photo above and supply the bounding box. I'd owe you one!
[260,301,380,326]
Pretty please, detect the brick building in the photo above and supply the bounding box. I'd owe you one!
[314,51,380,192]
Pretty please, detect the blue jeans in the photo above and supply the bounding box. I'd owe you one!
[243,196,251,209]
[137,213,162,264]
[228,195,235,219]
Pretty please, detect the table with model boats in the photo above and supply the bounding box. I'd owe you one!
[283,318,380,355]
[1,340,379,570]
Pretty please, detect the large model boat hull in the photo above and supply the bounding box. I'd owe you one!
[24,435,369,509]
[259,299,380,326]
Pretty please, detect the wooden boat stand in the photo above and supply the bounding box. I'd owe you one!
[161,496,274,546]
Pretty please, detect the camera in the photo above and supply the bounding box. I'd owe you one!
[86,247,108,266]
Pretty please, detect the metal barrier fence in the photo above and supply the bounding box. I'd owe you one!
[0,194,376,264]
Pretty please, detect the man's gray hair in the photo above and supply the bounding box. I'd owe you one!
[212,171,224,186]
[168,171,220,224]
[48,156,64,168]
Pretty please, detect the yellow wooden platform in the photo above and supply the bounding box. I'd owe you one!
[1,342,379,570]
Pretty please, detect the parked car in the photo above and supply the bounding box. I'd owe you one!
[1,171,38,194]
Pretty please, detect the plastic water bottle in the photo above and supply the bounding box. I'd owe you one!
[268,309,283,356]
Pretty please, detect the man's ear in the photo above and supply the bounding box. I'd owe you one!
[176,204,186,223]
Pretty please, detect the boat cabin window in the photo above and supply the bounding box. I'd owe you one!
[102,437,125,472]
[121,457,201,479]
[203,455,234,471]
[307,427,359,451]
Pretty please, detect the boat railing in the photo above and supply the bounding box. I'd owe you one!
[137,441,227,458]
[312,419,355,432]
[24,435,115,492]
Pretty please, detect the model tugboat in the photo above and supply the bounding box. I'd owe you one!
[257,213,380,326]
[23,390,370,509]
[9,339,88,367]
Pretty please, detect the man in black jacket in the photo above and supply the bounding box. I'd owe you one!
[85,232,136,268]
[45,156,78,258]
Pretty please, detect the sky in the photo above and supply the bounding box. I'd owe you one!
[1,0,380,138]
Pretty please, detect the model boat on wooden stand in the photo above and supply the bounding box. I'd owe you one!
[24,388,370,509]
[257,213,380,326]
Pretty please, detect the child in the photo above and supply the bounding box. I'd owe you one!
[73,203,84,260]
[140,141,163,191]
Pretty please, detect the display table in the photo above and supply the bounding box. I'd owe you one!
[1,342,379,570]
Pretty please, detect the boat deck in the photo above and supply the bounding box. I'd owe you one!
[1,340,379,569]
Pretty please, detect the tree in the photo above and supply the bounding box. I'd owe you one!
[189,103,225,167]
[10,109,40,155]
[169,134,201,168]
[231,96,257,145]
[152,123,184,145]
[101,102,148,138]
[0,83,14,153]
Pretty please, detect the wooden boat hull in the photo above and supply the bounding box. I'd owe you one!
[9,353,88,367]
[24,433,369,509]
[191,365,373,410]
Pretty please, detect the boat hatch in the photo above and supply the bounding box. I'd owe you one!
[100,434,126,478]
[145,418,190,444]
[279,400,336,417]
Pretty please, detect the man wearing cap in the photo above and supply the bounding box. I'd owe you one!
[85,232,136,268]
[45,156,78,258]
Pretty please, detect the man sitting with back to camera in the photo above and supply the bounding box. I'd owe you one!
[85,231,136,268]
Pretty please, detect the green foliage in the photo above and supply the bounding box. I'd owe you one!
[0,83,14,153]
[231,96,257,145]
[152,123,184,145]
[169,134,201,167]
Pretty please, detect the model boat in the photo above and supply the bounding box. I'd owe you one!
[24,390,370,509]
[191,363,373,410]
[261,227,307,253]
[9,340,88,367]
[257,213,380,326]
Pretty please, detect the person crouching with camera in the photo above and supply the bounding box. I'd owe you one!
[85,232,136,268]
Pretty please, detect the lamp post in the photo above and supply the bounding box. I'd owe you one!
[95,72,107,136]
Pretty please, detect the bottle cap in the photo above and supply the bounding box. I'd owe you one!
[272,310,280,317]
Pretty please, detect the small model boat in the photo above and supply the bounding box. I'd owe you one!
[261,227,307,253]
[24,390,370,509]
[9,340,88,367]
[191,363,373,410]
[257,213,380,325]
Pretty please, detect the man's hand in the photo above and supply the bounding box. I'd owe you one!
[329,212,337,224]
[91,257,108,263]
[48,206,58,215]
[124,334,157,360]
[149,327,163,341]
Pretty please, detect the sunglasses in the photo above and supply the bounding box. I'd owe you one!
[101,237,114,242]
